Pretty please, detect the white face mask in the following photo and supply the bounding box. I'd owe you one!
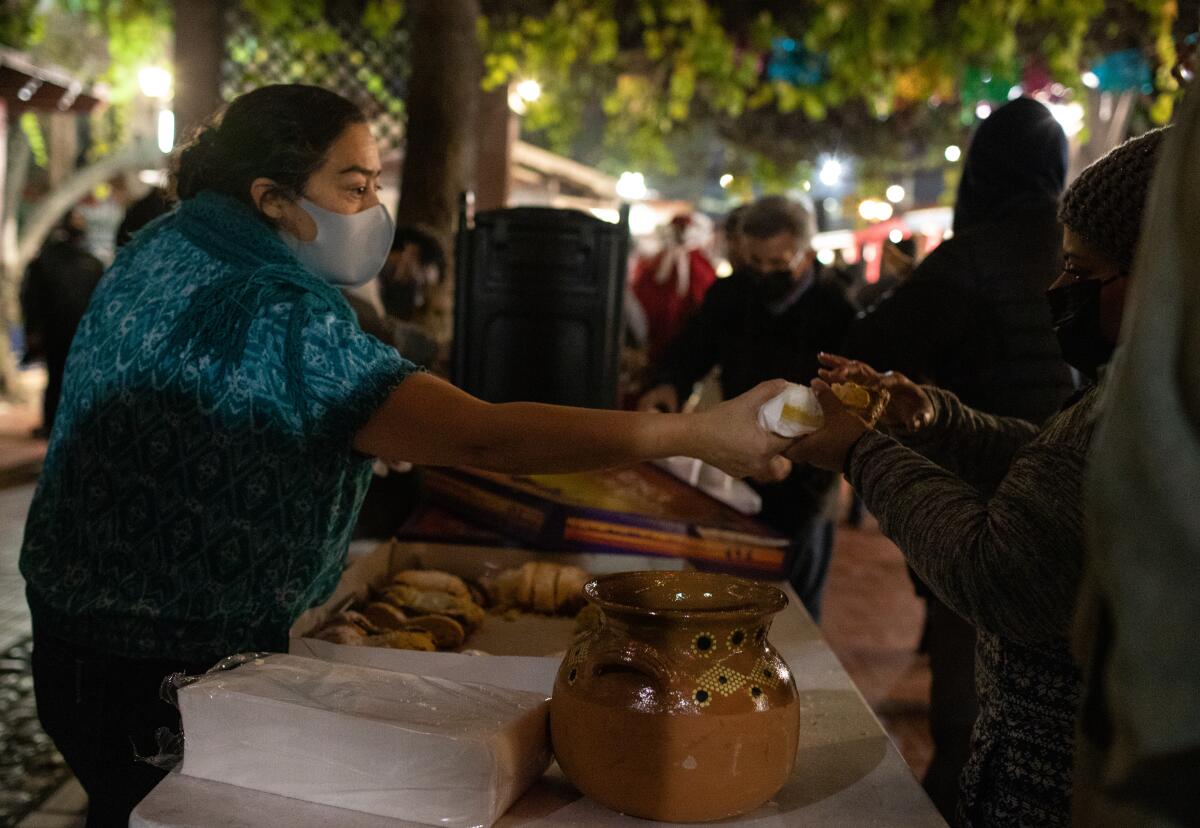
[279,197,395,288]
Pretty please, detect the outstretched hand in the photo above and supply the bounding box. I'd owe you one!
[784,379,869,472]
[817,353,933,433]
[693,379,796,479]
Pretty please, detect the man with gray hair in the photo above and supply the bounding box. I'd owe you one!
[639,195,854,618]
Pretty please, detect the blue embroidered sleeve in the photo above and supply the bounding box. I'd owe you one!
[299,311,417,448]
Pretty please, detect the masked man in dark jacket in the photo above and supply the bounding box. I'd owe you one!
[638,195,855,620]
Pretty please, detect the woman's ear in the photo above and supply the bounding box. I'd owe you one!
[250,177,286,220]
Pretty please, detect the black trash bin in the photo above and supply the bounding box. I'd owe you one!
[452,202,629,409]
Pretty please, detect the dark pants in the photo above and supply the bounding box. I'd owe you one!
[785,517,836,623]
[754,474,838,623]
[920,594,980,822]
[31,628,216,827]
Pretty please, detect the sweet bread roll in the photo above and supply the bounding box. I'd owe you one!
[516,563,537,608]
[482,561,592,615]
[314,622,367,645]
[448,599,485,632]
[391,570,471,601]
[532,563,560,614]
[404,614,466,649]
[553,565,590,614]
[362,602,408,632]
[339,610,379,635]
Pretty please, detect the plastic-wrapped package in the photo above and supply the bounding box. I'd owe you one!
[758,383,824,437]
[177,654,551,827]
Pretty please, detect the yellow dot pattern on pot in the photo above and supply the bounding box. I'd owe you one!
[692,688,712,707]
[727,628,747,650]
[566,641,589,668]
[752,658,783,688]
[691,632,716,657]
[697,665,747,697]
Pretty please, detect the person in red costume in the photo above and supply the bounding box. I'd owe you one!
[631,213,718,364]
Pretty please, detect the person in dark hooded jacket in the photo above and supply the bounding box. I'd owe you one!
[844,97,1077,820]
[792,126,1168,828]
[20,208,105,436]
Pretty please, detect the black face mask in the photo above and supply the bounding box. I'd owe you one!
[755,269,798,304]
[1046,276,1120,378]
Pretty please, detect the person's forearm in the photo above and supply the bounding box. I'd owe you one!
[451,402,698,474]
[354,373,708,474]
[896,386,1039,489]
[848,429,1084,644]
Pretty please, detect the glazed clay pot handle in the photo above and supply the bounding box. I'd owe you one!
[589,640,671,691]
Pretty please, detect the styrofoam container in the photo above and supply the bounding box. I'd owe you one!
[179,654,550,827]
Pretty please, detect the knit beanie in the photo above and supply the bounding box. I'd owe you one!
[1058,127,1170,274]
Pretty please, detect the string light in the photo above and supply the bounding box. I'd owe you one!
[138,66,172,99]
[616,171,648,200]
[818,158,843,187]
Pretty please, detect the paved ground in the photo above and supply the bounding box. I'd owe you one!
[0,375,932,824]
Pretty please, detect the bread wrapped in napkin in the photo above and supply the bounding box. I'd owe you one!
[759,381,888,437]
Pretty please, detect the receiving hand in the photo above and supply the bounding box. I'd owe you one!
[817,353,933,433]
[751,456,793,484]
[784,380,869,472]
[693,380,795,479]
[638,383,680,413]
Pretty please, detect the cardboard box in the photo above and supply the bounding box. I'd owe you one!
[422,466,790,576]
[290,540,685,696]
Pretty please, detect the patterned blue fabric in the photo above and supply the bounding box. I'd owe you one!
[20,192,415,661]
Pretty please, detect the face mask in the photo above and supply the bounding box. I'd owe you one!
[1046,275,1121,378]
[755,269,798,303]
[279,198,395,288]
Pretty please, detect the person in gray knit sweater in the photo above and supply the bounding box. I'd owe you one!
[787,126,1168,828]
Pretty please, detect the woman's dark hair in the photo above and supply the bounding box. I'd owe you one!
[170,84,367,215]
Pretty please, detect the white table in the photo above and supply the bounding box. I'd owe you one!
[131,582,945,827]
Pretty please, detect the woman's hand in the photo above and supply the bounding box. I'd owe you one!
[817,352,933,433]
[691,380,795,479]
[355,373,794,478]
[784,379,869,472]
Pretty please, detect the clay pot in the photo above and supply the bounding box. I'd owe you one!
[550,571,800,822]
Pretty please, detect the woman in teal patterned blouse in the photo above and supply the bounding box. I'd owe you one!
[19,85,792,825]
